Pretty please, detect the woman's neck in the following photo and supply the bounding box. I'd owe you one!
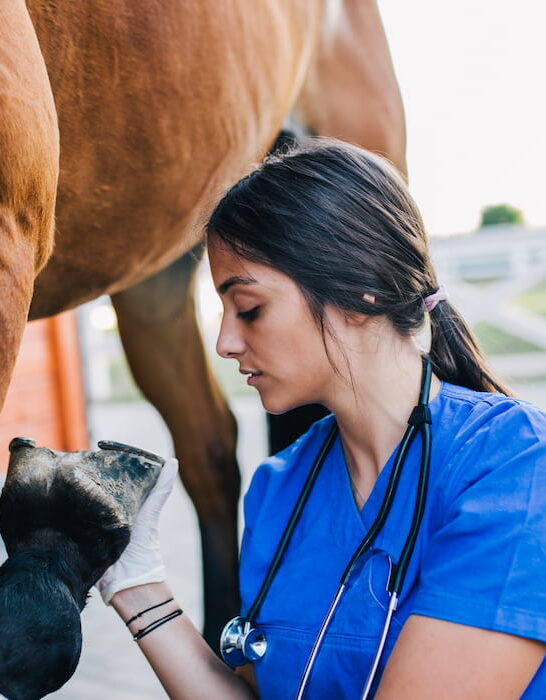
[323,325,440,504]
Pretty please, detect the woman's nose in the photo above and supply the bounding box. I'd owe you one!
[216,318,246,358]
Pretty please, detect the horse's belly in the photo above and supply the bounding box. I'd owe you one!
[27,0,320,316]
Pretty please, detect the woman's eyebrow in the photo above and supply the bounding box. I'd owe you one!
[217,275,257,295]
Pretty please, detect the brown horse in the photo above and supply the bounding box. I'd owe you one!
[0,0,406,646]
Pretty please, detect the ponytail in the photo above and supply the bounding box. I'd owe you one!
[428,300,513,396]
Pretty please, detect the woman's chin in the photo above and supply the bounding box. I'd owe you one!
[261,400,286,416]
[265,407,288,416]
[261,396,309,416]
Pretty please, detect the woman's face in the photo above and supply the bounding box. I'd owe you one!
[208,237,337,414]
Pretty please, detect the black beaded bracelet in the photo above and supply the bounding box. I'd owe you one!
[133,609,183,641]
[125,597,174,626]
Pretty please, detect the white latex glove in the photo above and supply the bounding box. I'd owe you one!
[95,457,179,604]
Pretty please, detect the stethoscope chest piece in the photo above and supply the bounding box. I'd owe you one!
[220,616,267,666]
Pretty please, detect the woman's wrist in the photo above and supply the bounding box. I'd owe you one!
[111,581,254,698]
[111,581,176,625]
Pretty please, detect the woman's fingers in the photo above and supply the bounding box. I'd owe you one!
[140,457,179,516]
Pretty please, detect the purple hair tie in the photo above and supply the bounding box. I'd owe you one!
[423,285,448,312]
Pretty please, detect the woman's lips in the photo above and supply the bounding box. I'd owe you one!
[247,372,263,386]
[240,368,263,386]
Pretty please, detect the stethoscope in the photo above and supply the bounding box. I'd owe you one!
[221,355,433,699]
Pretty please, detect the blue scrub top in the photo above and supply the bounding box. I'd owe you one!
[239,381,546,698]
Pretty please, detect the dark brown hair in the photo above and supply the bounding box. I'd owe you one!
[207,138,511,395]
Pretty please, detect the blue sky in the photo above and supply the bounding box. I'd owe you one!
[380,1,546,235]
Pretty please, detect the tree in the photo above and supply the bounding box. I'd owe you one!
[480,204,525,228]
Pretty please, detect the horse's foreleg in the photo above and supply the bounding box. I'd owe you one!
[0,1,59,407]
[110,245,240,651]
[296,0,407,177]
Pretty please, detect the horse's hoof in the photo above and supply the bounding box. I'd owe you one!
[97,440,164,466]
[8,436,36,451]
[0,440,165,581]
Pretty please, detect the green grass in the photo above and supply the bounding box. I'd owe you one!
[472,321,543,355]
[465,277,505,288]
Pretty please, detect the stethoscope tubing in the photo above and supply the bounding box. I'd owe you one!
[360,593,399,700]
[295,584,399,700]
[295,583,347,700]
[340,421,419,587]
[245,422,339,624]
[390,420,431,594]
[295,416,431,699]
[222,356,434,699]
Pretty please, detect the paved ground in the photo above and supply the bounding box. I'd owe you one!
[0,395,266,700]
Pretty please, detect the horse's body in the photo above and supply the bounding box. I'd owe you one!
[0,0,405,645]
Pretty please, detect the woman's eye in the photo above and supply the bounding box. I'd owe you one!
[237,306,260,322]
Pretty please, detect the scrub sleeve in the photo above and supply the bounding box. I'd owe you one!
[411,401,546,678]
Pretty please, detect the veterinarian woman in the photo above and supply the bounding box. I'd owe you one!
[97,139,546,698]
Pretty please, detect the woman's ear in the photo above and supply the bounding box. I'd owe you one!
[345,311,369,327]
[345,292,376,326]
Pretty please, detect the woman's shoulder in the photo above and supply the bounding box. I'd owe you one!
[436,380,546,441]
[433,381,546,498]
[414,385,546,645]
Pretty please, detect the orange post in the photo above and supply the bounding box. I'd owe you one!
[0,311,88,472]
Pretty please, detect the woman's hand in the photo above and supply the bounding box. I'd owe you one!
[95,457,179,604]
[100,465,256,699]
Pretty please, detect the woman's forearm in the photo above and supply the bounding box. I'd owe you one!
[111,582,256,699]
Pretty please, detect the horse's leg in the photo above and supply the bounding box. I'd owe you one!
[0,0,59,407]
[267,1,408,452]
[110,244,240,650]
[296,0,407,177]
